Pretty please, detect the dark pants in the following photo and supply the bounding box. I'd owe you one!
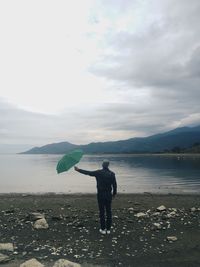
[97,193,112,230]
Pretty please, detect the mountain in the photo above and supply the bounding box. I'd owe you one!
[23,141,78,154]
[21,125,200,154]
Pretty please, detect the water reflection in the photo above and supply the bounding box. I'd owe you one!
[0,154,200,193]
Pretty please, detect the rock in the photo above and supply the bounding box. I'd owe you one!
[128,207,134,211]
[28,212,45,221]
[166,211,176,218]
[167,236,178,242]
[190,207,197,212]
[153,223,162,230]
[4,209,15,214]
[20,258,44,267]
[134,212,147,218]
[0,253,10,263]
[0,243,14,252]
[171,208,177,212]
[152,212,160,216]
[33,218,49,229]
[157,205,167,212]
[53,259,81,267]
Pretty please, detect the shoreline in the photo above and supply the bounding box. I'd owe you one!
[0,193,199,266]
[0,191,200,197]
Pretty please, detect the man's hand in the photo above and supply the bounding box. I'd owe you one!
[74,166,79,171]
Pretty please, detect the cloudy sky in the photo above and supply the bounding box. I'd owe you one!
[1,0,200,150]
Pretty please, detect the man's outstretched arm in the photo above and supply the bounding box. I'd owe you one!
[74,166,98,177]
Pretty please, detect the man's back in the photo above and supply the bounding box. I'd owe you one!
[94,168,116,195]
[75,167,117,196]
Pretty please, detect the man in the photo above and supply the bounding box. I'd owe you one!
[74,160,117,235]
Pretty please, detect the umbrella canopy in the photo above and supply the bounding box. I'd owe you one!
[56,149,83,174]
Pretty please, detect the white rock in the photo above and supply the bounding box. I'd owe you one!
[53,259,81,267]
[20,258,44,267]
[29,212,45,221]
[0,253,10,263]
[166,211,176,218]
[167,236,178,242]
[0,243,14,252]
[33,218,49,229]
[134,212,147,218]
[153,223,162,229]
[157,205,167,212]
[128,207,134,211]
[171,208,177,212]
[190,207,196,212]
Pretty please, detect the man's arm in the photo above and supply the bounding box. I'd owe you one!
[112,174,117,197]
[74,166,98,177]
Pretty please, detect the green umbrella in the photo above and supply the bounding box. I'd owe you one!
[56,149,83,174]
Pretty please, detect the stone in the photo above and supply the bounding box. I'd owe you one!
[4,209,15,214]
[0,253,10,263]
[190,207,197,212]
[166,211,176,218]
[167,236,178,242]
[134,212,147,218]
[33,218,49,229]
[20,258,44,267]
[157,205,167,212]
[152,212,160,216]
[28,212,45,221]
[153,223,162,230]
[53,259,81,267]
[128,207,134,211]
[0,243,14,252]
[171,208,177,212]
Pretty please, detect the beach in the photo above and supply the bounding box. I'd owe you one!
[0,193,199,267]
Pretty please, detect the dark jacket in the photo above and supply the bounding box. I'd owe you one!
[77,167,117,196]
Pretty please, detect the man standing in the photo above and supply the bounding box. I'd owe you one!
[74,160,117,234]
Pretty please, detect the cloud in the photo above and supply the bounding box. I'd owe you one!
[88,0,200,133]
[91,0,200,86]
[0,99,139,145]
[1,0,200,146]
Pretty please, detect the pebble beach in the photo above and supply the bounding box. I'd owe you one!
[0,193,199,267]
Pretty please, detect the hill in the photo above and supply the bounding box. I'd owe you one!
[21,125,200,154]
[23,141,78,154]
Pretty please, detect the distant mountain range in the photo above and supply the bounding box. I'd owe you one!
[21,125,200,154]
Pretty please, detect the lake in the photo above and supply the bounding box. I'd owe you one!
[0,154,200,194]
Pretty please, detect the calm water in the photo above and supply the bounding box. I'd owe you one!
[0,154,200,194]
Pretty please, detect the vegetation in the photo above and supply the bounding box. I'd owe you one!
[162,142,200,154]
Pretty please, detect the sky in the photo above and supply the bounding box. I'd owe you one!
[0,0,200,150]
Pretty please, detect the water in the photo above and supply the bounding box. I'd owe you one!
[0,154,200,194]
